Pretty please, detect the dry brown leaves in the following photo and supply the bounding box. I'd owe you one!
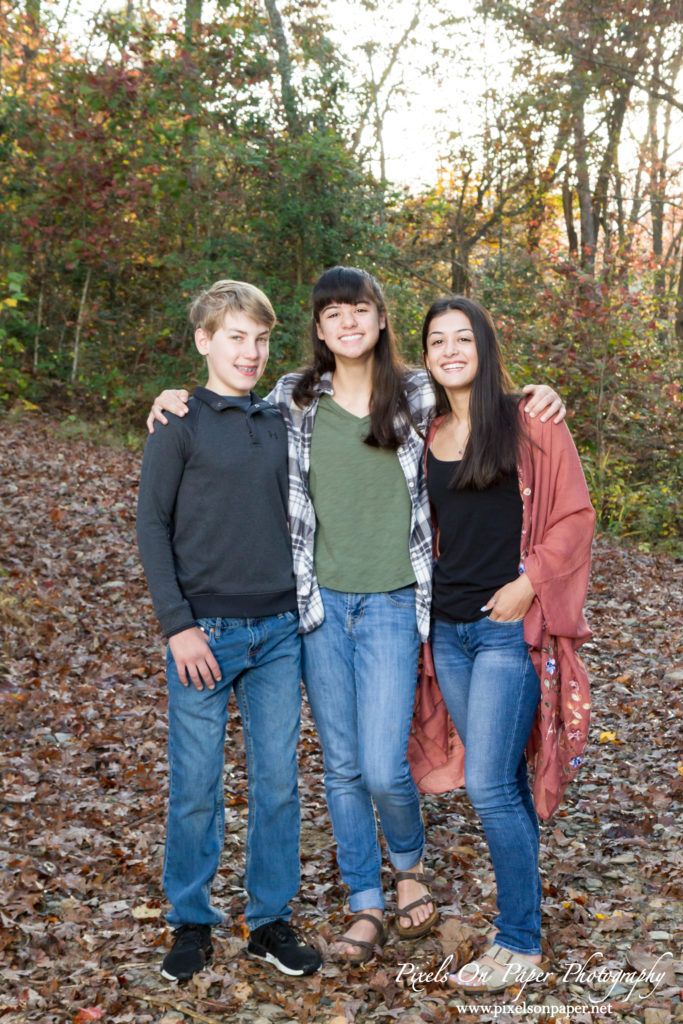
[0,414,681,1024]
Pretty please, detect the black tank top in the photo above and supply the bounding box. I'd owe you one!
[427,448,523,623]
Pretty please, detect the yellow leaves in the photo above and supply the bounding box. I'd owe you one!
[677,763,683,776]
[599,730,618,743]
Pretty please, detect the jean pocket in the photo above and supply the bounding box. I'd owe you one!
[486,615,525,627]
[382,585,416,609]
[277,610,298,624]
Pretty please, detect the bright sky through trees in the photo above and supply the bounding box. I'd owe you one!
[56,0,500,186]
[3,0,682,550]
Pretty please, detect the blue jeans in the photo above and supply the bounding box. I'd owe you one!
[164,611,301,930]
[302,586,423,912]
[431,615,542,955]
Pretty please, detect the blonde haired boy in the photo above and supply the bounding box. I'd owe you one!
[137,280,320,982]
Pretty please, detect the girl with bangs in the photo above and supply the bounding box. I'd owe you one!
[147,266,564,962]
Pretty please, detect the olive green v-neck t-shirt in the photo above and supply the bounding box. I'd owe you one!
[309,395,415,593]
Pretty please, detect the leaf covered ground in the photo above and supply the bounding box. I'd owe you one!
[0,414,681,1024]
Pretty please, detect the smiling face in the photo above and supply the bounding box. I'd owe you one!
[423,308,479,393]
[195,311,270,396]
[315,297,386,364]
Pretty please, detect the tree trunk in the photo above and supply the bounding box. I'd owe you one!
[675,251,683,342]
[571,76,596,272]
[450,232,470,295]
[33,282,43,372]
[184,0,202,43]
[528,116,572,250]
[562,178,578,255]
[70,267,92,385]
[648,36,665,301]
[591,85,630,243]
[263,0,300,137]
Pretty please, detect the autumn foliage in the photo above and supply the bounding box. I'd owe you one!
[0,0,681,550]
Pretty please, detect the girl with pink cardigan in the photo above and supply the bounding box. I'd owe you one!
[412,296,594,993]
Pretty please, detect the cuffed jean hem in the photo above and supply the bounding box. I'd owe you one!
[494,939,543,957]
[387,844,425,872]
[248,910,293,932]
[167,909,224,927]
[348,887,385,913]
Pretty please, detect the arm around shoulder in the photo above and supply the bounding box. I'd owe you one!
[146,388,190,433]
[264,372,303,411]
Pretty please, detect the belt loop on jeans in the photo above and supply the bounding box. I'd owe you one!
[213,619,222,640]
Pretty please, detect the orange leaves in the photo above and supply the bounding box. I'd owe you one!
[73,1009,105,1023]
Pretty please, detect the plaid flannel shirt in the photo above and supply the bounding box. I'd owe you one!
[266,369,436,641]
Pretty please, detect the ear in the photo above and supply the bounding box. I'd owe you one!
[315,319,325,342]
[195,327,210,356]
[379,310,386,330]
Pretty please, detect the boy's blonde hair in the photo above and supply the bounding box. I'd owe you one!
[189,279,277,335]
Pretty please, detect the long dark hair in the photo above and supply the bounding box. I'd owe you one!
[292,266,412,450]
[422,296,525,490]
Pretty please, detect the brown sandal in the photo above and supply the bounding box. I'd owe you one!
[448,943,550,993]
[394,869,439,939]
[330,912,386,964]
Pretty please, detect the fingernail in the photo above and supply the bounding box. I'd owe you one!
[480,606,488,612]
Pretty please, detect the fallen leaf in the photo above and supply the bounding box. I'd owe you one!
[131,903,161,920]
[625,947,677,986]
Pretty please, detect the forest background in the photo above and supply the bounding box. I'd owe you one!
[1,0,682,551]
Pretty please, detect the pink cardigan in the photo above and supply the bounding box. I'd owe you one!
[407,403,596,819]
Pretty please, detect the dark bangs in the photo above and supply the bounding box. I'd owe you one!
[293,265,413,450]
[312,266,384,319]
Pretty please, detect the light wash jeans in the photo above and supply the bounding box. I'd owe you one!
[164,611,301,930]
[302,586,423,912]
[431,614,542,955]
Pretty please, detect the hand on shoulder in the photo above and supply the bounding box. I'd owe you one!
[147,389,190,433]
[521,384,566,423]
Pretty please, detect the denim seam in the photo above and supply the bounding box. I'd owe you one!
[497,646,541,953]
[236,676,256,903]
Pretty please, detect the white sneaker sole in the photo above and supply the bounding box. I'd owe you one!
[248,949,317,976]
[160,954,212,982]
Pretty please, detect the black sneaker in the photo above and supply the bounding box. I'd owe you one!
[161,923,213,982]
[247,919,322,976]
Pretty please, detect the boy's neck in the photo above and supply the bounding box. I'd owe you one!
[203,381,252,400]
